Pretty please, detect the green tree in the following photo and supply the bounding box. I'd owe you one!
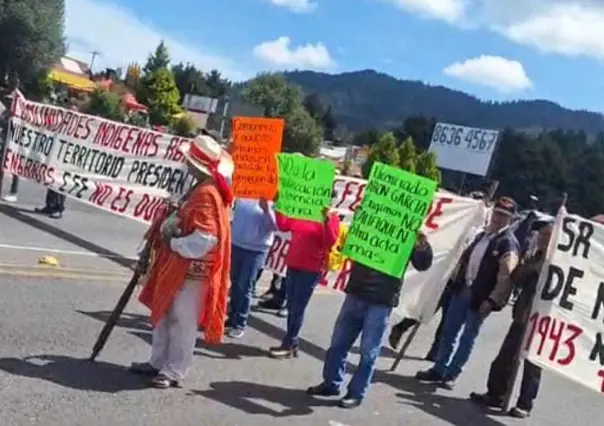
[84,89,125,122]
[22,70,54,101]
[362,132,399,178]
[171,114,197,137]
[140,67,182,126]
[416,151,441,184]
[322,105,337,141]
[0,0,66,89]
[352,128,380,146]
[204,69,230,97]
[144,41,170,74]
[172,62,209,101]
[243,73,322,155]
[282,106,323,155]
[303,93,324,120]
[398,136,416,173]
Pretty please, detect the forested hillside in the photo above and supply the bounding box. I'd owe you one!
[284,70,604,134]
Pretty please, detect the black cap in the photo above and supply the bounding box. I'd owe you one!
[493,196,517,217]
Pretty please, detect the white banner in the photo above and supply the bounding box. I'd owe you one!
[523,212,604,394]
[264,175,488,322]
[428,122,499,176]
[3,93,195,223]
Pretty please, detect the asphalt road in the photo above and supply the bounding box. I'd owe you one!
[0,179,602,426]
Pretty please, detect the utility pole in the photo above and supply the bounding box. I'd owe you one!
[89,51,101,71]
[219,95,230,141]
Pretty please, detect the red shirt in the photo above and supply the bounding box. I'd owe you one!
[275,212,340,273]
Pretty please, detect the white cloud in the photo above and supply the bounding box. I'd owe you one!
[252,36,335,69]
[269,0,317,13]
[443,55,533,92]
[387,0,604,62]
[387,0,467,22]
[64,0,247,80]
[500,3,604,59]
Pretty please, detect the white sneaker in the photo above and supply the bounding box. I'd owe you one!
[2,194,17,203]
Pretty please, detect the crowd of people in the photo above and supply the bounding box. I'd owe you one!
[124,132,552,417]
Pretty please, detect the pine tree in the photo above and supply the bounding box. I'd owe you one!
[398,136,417,173]
[362,132,399,178]
[416,151,441,184]
[143,41,170,74]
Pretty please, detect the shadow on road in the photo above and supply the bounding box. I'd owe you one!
[189,381,333,417]
[80,310,269,360]
[0,204,135,269]
[75,310,506,424]
[0,354,147,393]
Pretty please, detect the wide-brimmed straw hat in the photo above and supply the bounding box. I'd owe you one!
[180,134,234,178]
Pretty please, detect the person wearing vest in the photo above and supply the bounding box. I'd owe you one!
[470,219,552,418]
[415,196,520,388]
[130,135,233,389]
[306,232,433,409]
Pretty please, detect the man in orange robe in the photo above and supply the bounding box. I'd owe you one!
[130,135,233,389]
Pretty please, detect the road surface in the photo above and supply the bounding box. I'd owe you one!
[0,179,601,426]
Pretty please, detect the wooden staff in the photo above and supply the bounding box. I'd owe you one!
[501,193,567,412]
[89,269,143,362]
[89,200,177,362]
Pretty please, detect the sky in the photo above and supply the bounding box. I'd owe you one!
[65,0,604,113]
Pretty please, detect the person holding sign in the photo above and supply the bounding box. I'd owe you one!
[225,197,278,338]
[306,232,433,408]
[130,135,233,389]
[268,205,340,359]
[470,219,553,418]
[416,197,520,389]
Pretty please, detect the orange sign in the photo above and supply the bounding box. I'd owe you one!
[231,116,284,199]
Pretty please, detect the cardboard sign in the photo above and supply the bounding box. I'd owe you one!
[342,162,437,278]
[275,153,336,222]
[231,116,284,199]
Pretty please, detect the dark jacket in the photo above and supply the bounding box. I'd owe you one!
[345,244,433,308]
[511,251,544,323]
[452,228,519,312]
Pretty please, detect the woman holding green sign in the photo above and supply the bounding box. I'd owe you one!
[269,206,340,359]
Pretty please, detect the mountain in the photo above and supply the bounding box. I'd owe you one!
[283,70,604,134]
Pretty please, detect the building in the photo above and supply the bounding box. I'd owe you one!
[48,57,97,92]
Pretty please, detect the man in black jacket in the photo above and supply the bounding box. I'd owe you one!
[306,233,433,409]
[415,197,519,389]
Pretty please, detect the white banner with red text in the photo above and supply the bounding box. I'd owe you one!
[523,212,604,395]
[2,92,194,223]
[264,176,488,323]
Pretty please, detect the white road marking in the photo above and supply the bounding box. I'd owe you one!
[0,243,137,259]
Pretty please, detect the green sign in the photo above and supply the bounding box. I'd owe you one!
[342,162,437,278]
[275,153,336,222]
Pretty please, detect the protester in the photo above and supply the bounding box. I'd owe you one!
[130,135,233,388]
[470,219,553,418]
[415,196,520,388]
[307,232,433,408]
[225,197,277,338]
[268,205,340,358]
[34,190,66,218]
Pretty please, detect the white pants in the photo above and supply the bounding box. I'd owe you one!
[149,279,206,380]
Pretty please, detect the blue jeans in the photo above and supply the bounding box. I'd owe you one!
[227,245,267,330]
[322,294,392,400]
[281,269,321,348]
[434,289,484,380]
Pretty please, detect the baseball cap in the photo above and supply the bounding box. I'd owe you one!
[493,196,517,216]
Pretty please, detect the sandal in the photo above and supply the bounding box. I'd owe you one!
[150,373,181,389]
